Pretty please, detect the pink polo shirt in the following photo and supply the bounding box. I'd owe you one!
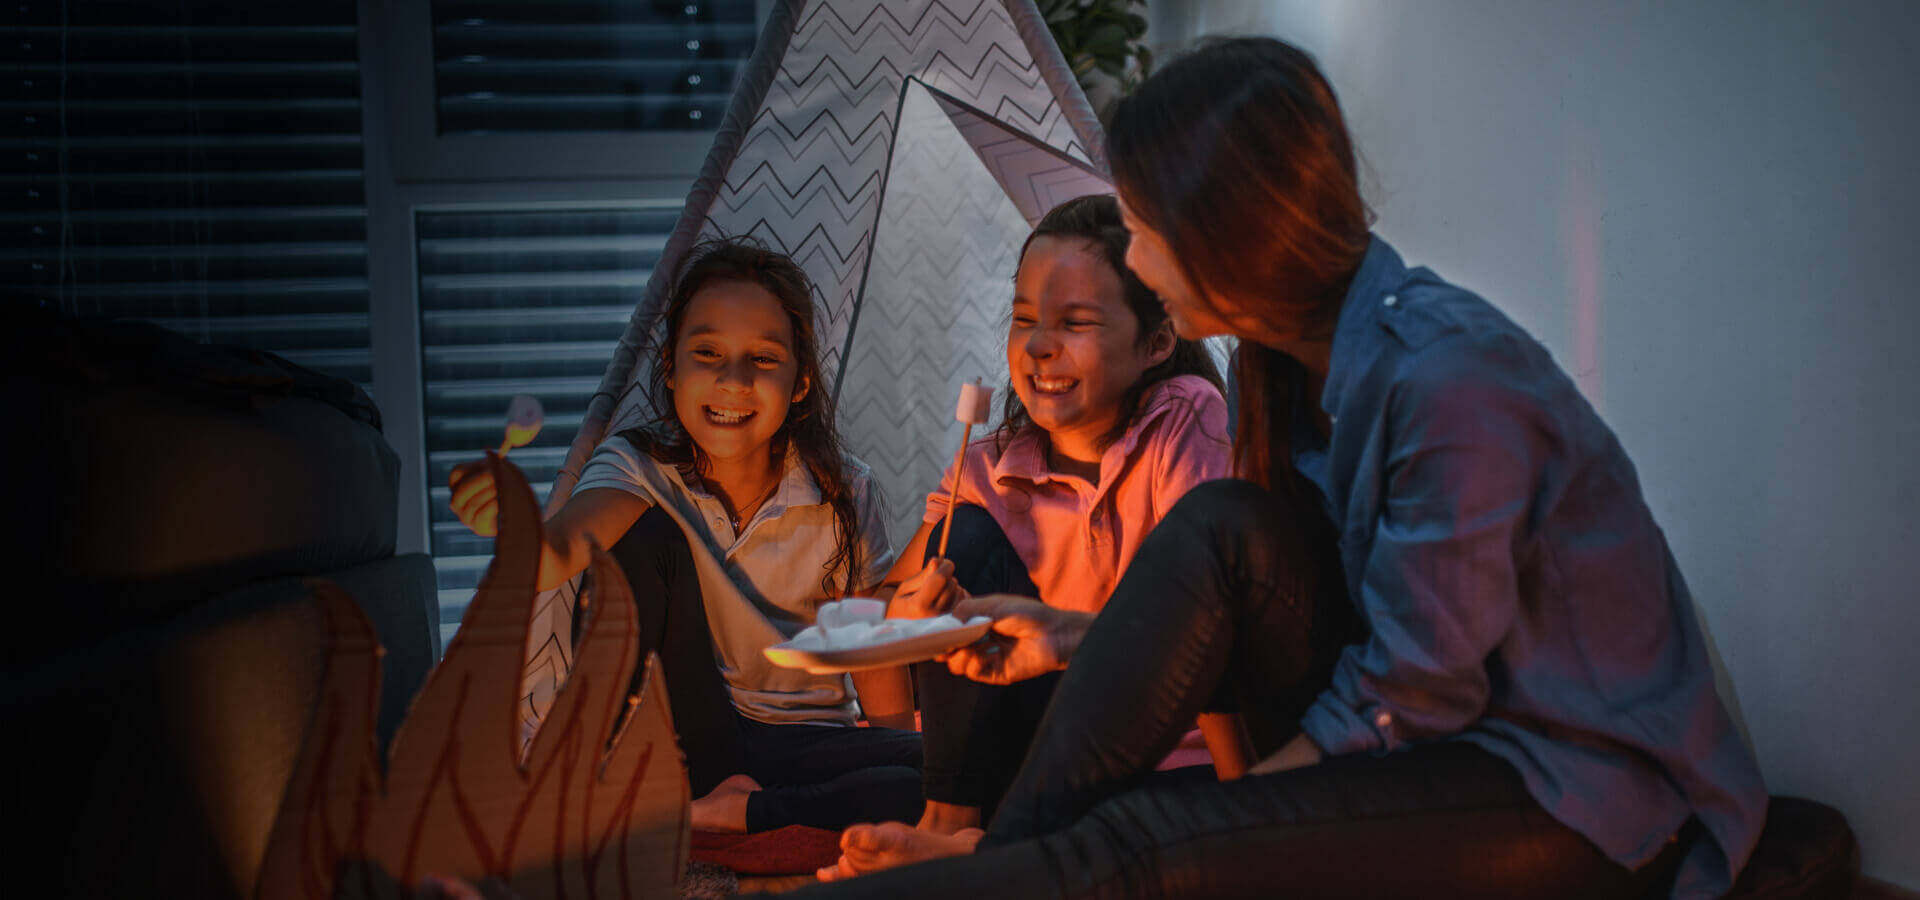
[923,374,1232,614]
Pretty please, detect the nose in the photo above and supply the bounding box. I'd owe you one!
[716,356,755,391]
[1022,325,1059,360]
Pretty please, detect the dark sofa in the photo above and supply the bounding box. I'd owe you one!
[6,309,438,899]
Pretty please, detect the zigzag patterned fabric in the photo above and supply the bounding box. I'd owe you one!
[517,0,1111,736]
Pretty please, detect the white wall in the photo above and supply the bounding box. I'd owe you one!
[1149,0,1920,886]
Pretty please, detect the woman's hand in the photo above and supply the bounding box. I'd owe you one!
[449,457,500,536]
[938,594,1090,685]
[887,557,967,618]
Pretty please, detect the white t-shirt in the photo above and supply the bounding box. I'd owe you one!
[575,435,896,725]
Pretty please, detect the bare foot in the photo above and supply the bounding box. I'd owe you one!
[915,799,982,835]
[689,774,760,833]
[816,822,984,882]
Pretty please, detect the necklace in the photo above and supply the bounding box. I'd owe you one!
[724,477,780,531]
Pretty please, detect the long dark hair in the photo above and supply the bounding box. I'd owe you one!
[993,193,1224,452]
[1108,37,1372,493]
[618,236,865,599]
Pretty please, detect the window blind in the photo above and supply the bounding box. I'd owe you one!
[430,0,757,135]
[8,0,370,386]
[418,204,679,645]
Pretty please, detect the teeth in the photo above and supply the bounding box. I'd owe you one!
[1031,376,1077,395]
[706,407,753,424]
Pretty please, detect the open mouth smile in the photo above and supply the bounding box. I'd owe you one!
[704,405,756,425]
[1030,375,1078,395]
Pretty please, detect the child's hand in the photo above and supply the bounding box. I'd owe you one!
[449,457,500,537]
[887,557,967,619]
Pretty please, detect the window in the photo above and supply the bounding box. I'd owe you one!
[416,203,678,644]
[19,0,760,652]
[13,0,370,386]
[379,0,757,182]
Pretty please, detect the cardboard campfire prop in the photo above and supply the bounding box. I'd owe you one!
[255,454,689,899]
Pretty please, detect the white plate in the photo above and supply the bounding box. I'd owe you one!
[763,620,993,674]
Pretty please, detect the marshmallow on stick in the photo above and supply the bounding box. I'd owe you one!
[938,380,994,559]
[497,394,545,456]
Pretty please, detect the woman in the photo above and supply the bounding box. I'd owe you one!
[794,36,1766,899]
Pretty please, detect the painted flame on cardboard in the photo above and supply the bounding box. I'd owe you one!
[255,455,689,899]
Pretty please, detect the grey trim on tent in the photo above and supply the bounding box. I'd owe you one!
[1002,0,1111,175]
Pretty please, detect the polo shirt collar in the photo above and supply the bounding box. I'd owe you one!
[987,379,1189,492]
[681,442,824,518]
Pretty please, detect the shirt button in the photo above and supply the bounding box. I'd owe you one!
[1382,294,1398,308]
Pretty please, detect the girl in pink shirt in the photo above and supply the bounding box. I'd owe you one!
[877,194,1231,835]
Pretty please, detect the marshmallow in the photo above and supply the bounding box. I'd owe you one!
[955,381,993,425]
[783,608,991,653]
[503,394,545,450]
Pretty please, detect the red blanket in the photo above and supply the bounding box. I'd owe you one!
[690,826,843,875]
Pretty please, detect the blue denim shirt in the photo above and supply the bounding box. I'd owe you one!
[1294,237,1767,898]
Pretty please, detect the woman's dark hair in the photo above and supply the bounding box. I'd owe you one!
[618,235,864,599]
[1107,36,1371,493]
[993,193,1224,452]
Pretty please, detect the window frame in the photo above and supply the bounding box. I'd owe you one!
[373,0,750,184]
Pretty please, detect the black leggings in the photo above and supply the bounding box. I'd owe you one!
[915,505,1063,820]
[772,480,1688,898]
[607,508,924,832]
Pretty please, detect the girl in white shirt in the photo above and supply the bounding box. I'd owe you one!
[449,236,918,833]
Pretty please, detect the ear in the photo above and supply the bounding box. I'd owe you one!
[1145,319,1178,368]
[791,372,811,405]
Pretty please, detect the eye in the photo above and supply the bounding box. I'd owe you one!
[1010,314,1036,328]
[753,354,782,367]
[690,346,721,361]
[1066,319,1100,329]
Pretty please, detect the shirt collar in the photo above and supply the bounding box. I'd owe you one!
[681,443,824,514]
[990,425,1051,485]
[988,378,1192,490]
[770,446,822,509]
[1320,234,1409,417]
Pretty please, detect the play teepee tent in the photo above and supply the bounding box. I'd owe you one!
[517,0,1116,730]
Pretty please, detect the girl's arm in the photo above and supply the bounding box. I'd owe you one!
[449,458,651,592]
[851,668,917,731]
[536,487,652,592]
[853,531,938,730]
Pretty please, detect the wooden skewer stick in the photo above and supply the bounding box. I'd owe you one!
[938,380,993,560]
[937,424,973,559]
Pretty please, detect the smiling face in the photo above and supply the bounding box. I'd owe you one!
[1115,193,1236,341]
[667,279,809,469]
[1008,235,1171,463]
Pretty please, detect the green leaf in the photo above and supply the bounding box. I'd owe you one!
[1085,22,1127,52]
